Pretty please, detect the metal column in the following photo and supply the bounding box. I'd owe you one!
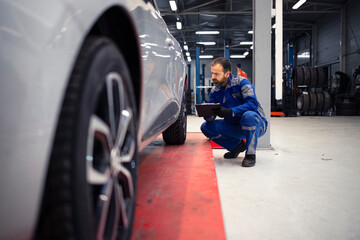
[187,64,191,90]
[224,47,230,60]
[275,0,283,100]
[196,45,201,104]
[201,64,206,102]
[288,44,294,86]
[253,0,271,149]
[340,5,347,72]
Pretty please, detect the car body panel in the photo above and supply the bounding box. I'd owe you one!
[0,0,185,239]
[136,4,186,149]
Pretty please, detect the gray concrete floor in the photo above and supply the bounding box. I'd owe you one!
[187,115,360,240]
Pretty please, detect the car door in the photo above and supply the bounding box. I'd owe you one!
[137,0,181,143]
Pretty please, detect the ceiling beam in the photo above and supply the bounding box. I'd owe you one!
[178,28,250,32]
[162,9,340,17]
[161,10,252,16]
[182,0,221,12]
[285,10,340,14]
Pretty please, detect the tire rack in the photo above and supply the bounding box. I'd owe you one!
[283,66,332,116]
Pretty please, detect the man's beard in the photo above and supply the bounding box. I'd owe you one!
[213,78,224,86]
[213,80,221,86]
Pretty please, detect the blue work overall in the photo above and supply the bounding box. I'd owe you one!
[200,74,268,155]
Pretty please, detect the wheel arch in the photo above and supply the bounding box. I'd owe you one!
[88,6,142,113]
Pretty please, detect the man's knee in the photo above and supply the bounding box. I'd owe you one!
[241,111,259,126]
[200,121,213,137]
[200,122,207,133]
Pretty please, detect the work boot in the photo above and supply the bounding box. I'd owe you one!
[242,154,256,167]
[224,140,246,159]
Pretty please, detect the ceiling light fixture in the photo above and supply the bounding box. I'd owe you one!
[250,45,253,49]
[195,31,220,35]
[244,51,249,56]
[176,21,182,30]
[230,55,246,58]
[187,56,192,62]
[186,52,190,56]
[240,41,253,45]
[199,55,214,59]
[169,0,177,11]
[248,30,253,34]
[292,0,306,9]
[197,41,216,45]
[184,45,188,51]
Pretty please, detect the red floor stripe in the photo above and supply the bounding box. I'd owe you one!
[210,140,224,149]
[131,133,226,240]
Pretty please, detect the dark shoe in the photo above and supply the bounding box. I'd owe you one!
[224,140,246,159]
[242,154,256,167]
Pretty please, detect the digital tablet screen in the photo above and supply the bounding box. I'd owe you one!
[195,103,221,117]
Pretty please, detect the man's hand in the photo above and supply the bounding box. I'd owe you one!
[212,106,233,118]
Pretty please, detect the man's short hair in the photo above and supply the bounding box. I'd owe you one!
[211,57,231,73]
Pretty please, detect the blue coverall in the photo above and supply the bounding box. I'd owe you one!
[200,74,268,155]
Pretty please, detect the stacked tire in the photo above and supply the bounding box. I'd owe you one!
[336,96,358,116]
[297,91,331,113]
[293,66,327,88]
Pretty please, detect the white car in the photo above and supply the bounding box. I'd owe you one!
[0,0,187,239]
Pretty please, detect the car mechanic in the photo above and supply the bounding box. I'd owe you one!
[200,57,268,167]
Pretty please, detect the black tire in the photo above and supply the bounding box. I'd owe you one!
[303,67,311,86]
[297,93,310,112]
[323,91,331,112]
[316,67,326,88]
[336,107,358,116]
[316,92,324,112]
[162,90,187,145]
[310,67,318,88]
[336,101,358,109]
[308,92,317,111]
[37,37,138,240]
[294,67,304,87]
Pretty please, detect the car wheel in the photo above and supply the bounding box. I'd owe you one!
[162,90,187,145]
[37,37,137,240]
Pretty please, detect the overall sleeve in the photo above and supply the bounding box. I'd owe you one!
[203,86,219,121]
[231,79,259,117]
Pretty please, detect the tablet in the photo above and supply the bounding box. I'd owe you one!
[195,103,221,117]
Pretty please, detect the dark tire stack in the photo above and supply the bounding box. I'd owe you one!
[309,67,317,88]
[296,91,331,113]
[303,67,311,86]
[316,67,327,88]
[336,96,359,116]
[293,66,327,88]
[293,67,304,87]
[291,66,331,115]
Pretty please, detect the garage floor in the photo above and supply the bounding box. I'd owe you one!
[188,115,360,240]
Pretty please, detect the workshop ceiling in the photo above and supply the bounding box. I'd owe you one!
[156,0,348,60]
